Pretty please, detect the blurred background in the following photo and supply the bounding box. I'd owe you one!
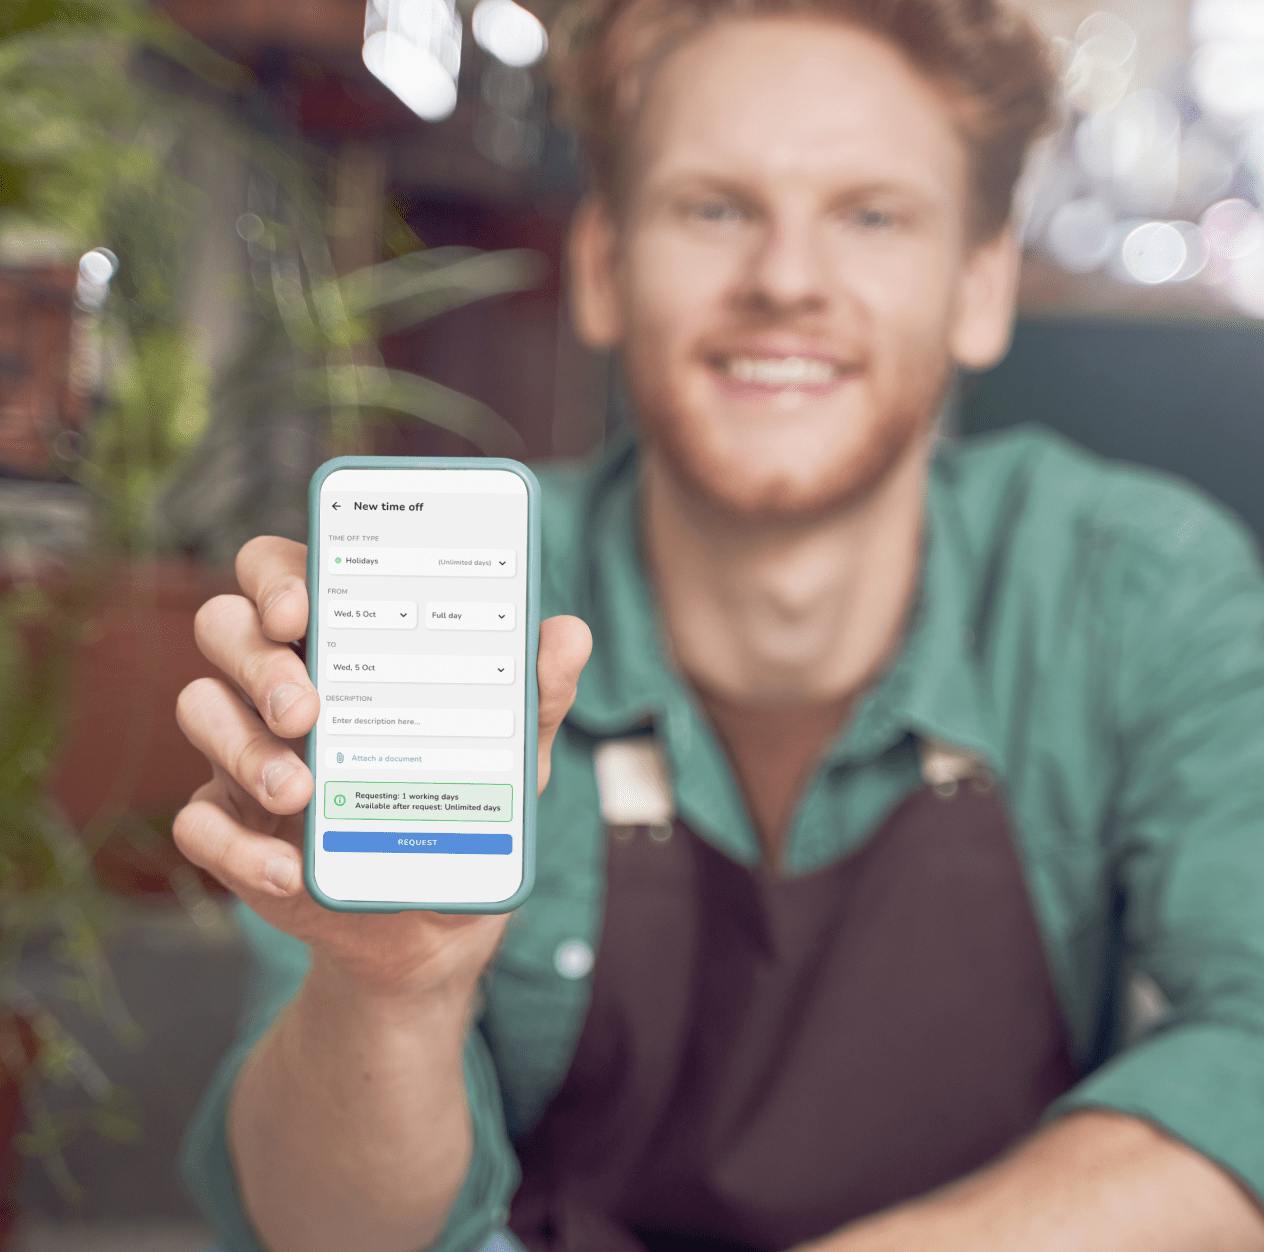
[0,0,1260,1248]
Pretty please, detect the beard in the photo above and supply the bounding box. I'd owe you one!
[623,346,954,525]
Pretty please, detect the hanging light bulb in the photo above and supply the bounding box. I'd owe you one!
[472,0,548,69]
[363,0,462,121]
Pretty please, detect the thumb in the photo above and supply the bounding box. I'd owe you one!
[536,615,593,791]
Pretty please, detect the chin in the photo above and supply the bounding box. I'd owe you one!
[643,405,929,523]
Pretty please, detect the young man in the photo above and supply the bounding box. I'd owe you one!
[175,2,1264,1249]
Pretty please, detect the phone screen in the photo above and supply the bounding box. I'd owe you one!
[307,464,533,908]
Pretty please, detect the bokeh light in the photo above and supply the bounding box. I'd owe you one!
[1046,197,1117,272]
[472,0,548,69]
[362,0,462,121]
[1120,221,1188,285]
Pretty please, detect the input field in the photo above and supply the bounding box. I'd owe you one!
[322,707,514,737]
[324,654,514,684]
[325,600,416,630]
[427,602,515,631]
[328,547,515,577]
[324,747,515,772]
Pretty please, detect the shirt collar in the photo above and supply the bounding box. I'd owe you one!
[564,431,1003,776]
[834,444,1004,775]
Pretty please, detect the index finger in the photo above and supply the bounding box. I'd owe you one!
[236,535,309,643]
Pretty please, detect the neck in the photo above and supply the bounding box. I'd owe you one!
[641,434,933,708]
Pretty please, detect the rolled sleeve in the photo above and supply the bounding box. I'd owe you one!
[180,901,521,1251]
[1048,490,1264,1202]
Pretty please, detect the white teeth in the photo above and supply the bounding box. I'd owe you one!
[722,356,840,386]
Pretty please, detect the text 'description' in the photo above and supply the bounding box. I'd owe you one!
[324,654,514,684]
[322,707,514,737]
[328,548,515,577]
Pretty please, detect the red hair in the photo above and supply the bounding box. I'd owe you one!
[550,0,1060,238]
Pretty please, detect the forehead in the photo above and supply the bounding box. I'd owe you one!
[629,16,968,198]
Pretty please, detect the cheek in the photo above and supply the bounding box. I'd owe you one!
[844,246,961,365]
[620,233,736,351]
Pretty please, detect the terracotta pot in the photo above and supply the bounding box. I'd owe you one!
[12,557,239,895]
[0,264,87,480]
[0,1013,38,1252]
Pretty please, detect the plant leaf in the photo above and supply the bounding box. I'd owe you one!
[299,365,525,457]
[331,247,548,334]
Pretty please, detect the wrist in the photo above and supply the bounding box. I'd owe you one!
[303,950,481,1035]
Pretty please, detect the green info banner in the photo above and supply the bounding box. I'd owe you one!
[324,781,513,822]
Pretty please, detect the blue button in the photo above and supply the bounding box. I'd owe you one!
[323,831,513,855]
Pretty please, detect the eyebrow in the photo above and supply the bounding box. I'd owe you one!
[642,169,944,211]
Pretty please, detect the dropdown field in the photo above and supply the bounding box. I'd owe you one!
[325,600,417,630]
[324,654,515,684]
[426,602,515,631]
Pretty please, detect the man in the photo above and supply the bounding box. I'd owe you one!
[176,1,1264,1249]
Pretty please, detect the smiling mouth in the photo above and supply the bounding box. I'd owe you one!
[707,354,859,390]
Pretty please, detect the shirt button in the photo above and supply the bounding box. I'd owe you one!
[553,938,594,980]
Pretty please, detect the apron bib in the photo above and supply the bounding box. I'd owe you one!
[509,755,1078,1251]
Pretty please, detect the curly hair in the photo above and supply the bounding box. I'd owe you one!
[548,0,1060,239]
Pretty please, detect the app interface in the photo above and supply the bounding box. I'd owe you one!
[312,467,529,905]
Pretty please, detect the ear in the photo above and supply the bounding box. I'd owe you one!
[568,194,624,350]
[950,226,1021,371]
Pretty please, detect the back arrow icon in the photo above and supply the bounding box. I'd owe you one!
[332,501,340,510]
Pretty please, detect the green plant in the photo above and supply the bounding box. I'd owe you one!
[0,575,141,1202]
[0,0,546,1202]
[1,0,546,559]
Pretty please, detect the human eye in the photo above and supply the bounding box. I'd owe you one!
[840,204,900,231]
[681,194,748,224]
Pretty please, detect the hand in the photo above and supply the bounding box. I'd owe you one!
[173,535,592,1002]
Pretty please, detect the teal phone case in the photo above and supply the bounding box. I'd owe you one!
[302,455,541,914]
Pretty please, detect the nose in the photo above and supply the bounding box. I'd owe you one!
[738,216,828,315]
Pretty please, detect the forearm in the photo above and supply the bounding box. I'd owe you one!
[228,957,477,1252]
[803,1112,1264,1252]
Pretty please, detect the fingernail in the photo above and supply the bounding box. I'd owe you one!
[264,856,296,894]
[269,683,305,722]
[263,759,296,797]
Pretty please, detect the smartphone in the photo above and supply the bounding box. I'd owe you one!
[302,456,539,913]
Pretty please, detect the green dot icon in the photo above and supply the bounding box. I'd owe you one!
[335,556,343,564]
[333,793,347,806]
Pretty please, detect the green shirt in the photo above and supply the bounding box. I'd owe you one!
[181,424,1264,1251]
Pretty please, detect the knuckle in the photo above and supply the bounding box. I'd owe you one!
[236,536,307,599]
[175,676,221,735]
[539,680,577,727]
[270,572,304,601]
[171,804,195,854]
[194,593,252,652]
[240,642,291,698]
[235,534,272,578]
[207,818,239,879]
[172,801,212,860]
[230,726,275,794]
[258,575,309,631]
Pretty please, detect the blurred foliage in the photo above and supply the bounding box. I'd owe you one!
[0,0,544,554]
[0,0,544,1202]
[0,0,233,551]
[0,574,140,1202]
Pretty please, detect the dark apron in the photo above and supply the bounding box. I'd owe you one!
[509,772,1079,1251]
